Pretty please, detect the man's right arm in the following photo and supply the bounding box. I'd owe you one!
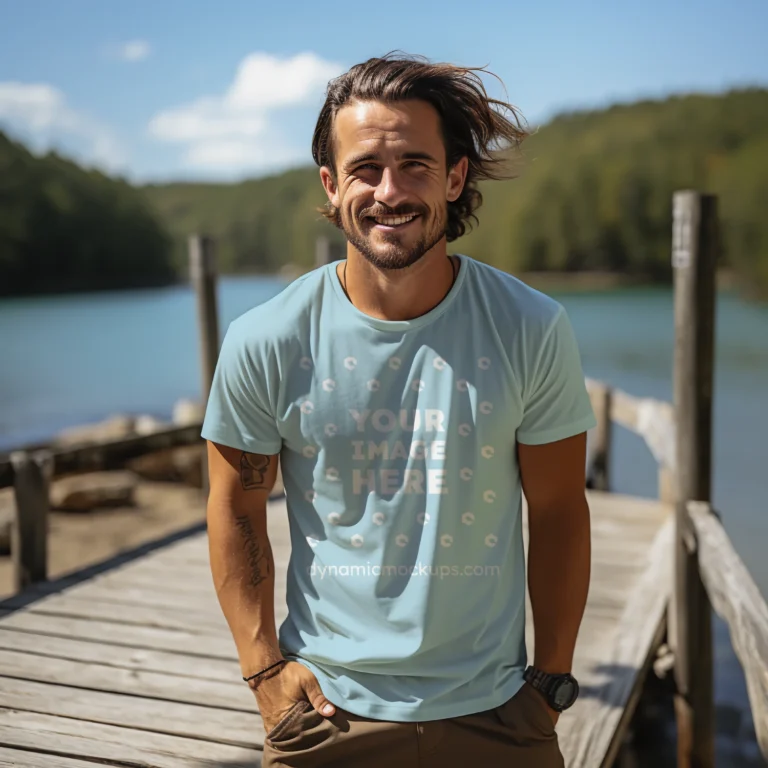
[206,440,283,677]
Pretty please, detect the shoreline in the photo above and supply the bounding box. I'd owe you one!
[0,266,748,303]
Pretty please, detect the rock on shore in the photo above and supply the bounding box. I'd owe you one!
[50,471,139,512]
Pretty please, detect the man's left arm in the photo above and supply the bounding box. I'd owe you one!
[518,433,591,688]
[514,305,597,722]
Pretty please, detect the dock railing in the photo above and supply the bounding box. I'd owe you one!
[584,190,768,766]
[0,424,203,591]
[584,376,768,762]
[585,375,768,762]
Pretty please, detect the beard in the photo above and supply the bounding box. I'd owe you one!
[339,203,448,271]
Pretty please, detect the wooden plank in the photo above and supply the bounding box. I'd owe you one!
[575,607,624,627]
[0,611,238,658]
[0,628,239,681]
[600,618,668,768]
[592,507,670,527]
[0,677,264,746]
[591,515,665,534]
[520,491,673,763]
[101,568,288,598]
[8,579,225,612]
[596,528,658,547]
[1,594,231,632]
[0,746,113,768]
[589,502,670,525]
[0,648,252,711]
[6,553,271,598]
[0,708,261,768]
[558,518,673,766]
[689,501,768,759]
[87,566,220,594]
[0,583,289,634]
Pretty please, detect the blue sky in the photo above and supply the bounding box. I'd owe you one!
[1,0,766,183]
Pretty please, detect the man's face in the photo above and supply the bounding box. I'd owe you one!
[320,99,467,271]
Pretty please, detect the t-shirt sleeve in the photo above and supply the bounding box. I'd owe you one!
[200,322,282,455]
[516,306,597,445]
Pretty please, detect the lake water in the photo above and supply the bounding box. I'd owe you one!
[1,268,766,761]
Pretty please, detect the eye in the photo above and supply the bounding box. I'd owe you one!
[405,161,427,168]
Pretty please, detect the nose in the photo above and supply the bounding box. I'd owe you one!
[374,167,410,210]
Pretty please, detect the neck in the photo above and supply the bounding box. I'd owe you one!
[337,243,458,322]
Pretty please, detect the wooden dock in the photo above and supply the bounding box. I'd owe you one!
[0,488,672,768]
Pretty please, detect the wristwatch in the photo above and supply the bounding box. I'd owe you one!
[523,666,580,712]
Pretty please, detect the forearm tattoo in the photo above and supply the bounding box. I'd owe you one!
[240,452,271,490]
[234,514,271,588]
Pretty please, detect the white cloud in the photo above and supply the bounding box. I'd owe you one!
[148,51,344,174]
[186,140,300,169]
[226,52,341,111]
[150,97,267,142]
[116,40,151,62]
[0,82,125,171]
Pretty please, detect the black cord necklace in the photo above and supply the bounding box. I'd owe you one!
[341,255,458,303]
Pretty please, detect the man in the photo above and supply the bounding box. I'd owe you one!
[202,53,595,767]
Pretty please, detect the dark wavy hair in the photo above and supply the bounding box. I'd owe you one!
[311,52,530,242]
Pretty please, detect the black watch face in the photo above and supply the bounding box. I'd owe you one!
[553,678,578,709]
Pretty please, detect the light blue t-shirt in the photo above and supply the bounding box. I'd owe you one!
[201,254,596,722]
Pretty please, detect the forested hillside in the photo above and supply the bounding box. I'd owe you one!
[142,88,768,296]
[2,88,767,298]
[459,87,768,290]
[142,167,334,276]
[0,132,174,297]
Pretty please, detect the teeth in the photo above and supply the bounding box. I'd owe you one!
[373,214,417,226]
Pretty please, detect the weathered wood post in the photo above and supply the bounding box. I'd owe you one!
[670,190,718,767]
[189,235,220,493]
[588,383,612,491]
[316,235,345,267]
[10,449,54,592]
[659,465,677,504]
[315,235,332,268]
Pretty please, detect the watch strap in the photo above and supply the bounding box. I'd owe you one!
[524,666,580,712]
[525,666,568,697]
[525,665,552,694]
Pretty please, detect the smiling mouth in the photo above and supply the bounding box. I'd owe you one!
[367,213,421,230]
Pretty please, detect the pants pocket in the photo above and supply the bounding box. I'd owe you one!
[265,700,312,743]
[496,683,555,738]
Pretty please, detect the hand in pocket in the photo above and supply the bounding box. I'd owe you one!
[523,682,559,728]
[253,660,336,736]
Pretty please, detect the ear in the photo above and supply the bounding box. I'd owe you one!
[446,156,469,203]
[319,166,341,209]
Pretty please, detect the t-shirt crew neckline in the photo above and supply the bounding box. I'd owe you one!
[327,254,468,332]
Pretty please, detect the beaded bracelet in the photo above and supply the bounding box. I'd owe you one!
[243,659,288,683]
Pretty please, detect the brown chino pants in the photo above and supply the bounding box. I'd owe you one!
[262,682,565,767]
